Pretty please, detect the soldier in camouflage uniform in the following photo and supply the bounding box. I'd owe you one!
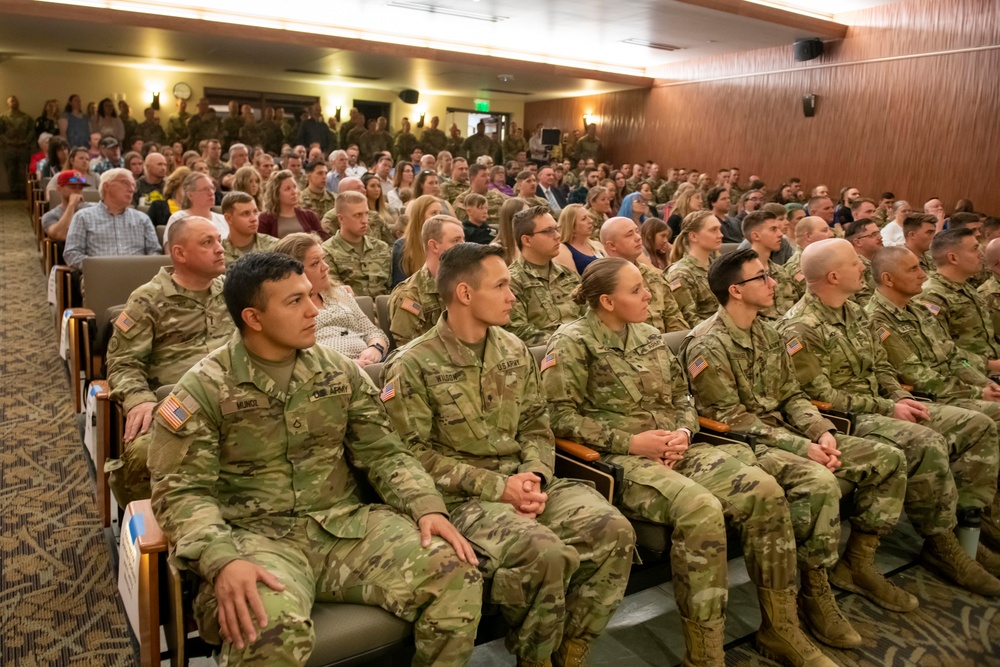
[360,116,393,160]
[135,107,166,145]
[187,99,223,149]
[420,116,448,157]
[544,257,837,667]
[148,252,483,667]
[778,239,1000,595]
[461,122,496,162]
[599,217,688,332]
[774,217,835,313]
[502,125,527,163]
[742,210,797,321]
[297,161,336,221]
[221,192,278,267]
[0,95,34,199]
[388,217,466,346]
[394,117,419,162]
[844,219,882,306]
[683,250,915,645]
[507,207,585,344]
[866,246,1000,574]
[221,101,243,149]
[466,163,508,225]
[920,228,1000,369]
[383,244,634,667]
[106,218,235,508]
[165,98,190,147]
[666,211,722,326]
[445,124,465,157]
[320,192,392,297]
[439,158,470,204]
[979,237,1000,338]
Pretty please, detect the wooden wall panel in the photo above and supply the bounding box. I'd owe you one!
[526,0,1000,214]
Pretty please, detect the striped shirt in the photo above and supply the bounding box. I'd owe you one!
[63,202,162,270]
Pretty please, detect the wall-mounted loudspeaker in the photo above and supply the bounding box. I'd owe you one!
[802,94,817,117]
[399,89,420,104]
[794,38,824,61]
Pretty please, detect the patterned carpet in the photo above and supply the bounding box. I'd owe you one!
[0,201,136,666]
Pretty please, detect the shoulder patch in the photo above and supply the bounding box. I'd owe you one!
[401,299,422,316]
[380,380,396,402]
[876,326,890,342]
[922,301,940,315]
[687,355,708,378]
[158,393,199,430]
[786,337,803,356]
[669,278,683,291]
[540,351,557,372]
[115,310,136,333]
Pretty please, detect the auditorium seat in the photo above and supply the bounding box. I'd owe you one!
[354,295,376,326]
[374,294,395,351]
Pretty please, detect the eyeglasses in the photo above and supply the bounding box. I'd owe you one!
[733,271,770,286]
[527,226,560,238]
[851,231,880,241]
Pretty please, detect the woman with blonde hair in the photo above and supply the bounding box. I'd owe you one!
[360,172,396,243]
[273,233,389,366]
[666,210,723,326]
[146,166,190,227]
[554,203,605,274]
[165,171,230,239]
[258,169,326,239]
[393,194,443,287]
[666,186,704,238]
[233,165,262,209]
[584,186,613,240]
[493,197,528,264]
[388,160,414,213]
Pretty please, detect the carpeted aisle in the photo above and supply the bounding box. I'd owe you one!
[0,200,136,666]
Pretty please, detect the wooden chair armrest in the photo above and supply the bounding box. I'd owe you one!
[554,437,601,462]
[697,416,730,433]
[125,499,166,667]
[810,399,834,411]
[65,308,97,413]
[131,499,168,554]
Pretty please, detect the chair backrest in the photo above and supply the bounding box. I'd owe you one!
[82,255,173,334]
[155,225,166,246]
[83,190,102,202]
[355,295,376,326]
[374,295,396,350]
[528,345,546,369]
[363,362,384,387]
[663,329,690,356]
[719,242,741,257]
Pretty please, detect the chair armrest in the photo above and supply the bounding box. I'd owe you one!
[92,381,123,529]
[810,399,834,411]
[554,437,601,462]
[126,499,166,667]
[53,265,82,328]
[65,308,96,413]
[133,499,167,554]
[697,416,730,433]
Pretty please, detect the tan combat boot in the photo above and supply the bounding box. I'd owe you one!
[756,587,838,667]
[921,531,1000,596]
[828,531,919,612]
[552,638,589,667]
[679,617,726,667]
[798,567,862,648]
[977,542,1000,578]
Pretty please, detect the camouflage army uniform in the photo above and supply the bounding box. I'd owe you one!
[187,113,223,148]
[461,134,496,162]
[483,188,508,225]
[0,108,33,198]
[775,250,807,312]
[852,255,876,307]
[148,334,483,667]
[298,187,336,221]
[543,310,799,622]
[502,135,527,163]
[564,170,580,190]
[321,233,392,297]
[388,265,442,347]
[587,210,606,242]
[917,250,935,275]
[979,274,1000,339]
[573,137,601,162]
[383,317,634,662]
[222,115,243,150]
[360,130,393,159]
[655,181,679,205]
[506,258,585,345]
[166,111,190,146]
[420,128,448,156]
[872,207,890,229]
[779,291,999,536]
[637,262,688,332]
[238,123,267,150]
[759,258,795,322]
[440,179,469,205]
[394,131,418,161]
[445,135,465,157]
[921,271,1000,364]
[683,308,906,568]
[321,208,395,247]
[135,120,166,145]
[221,234,278,267]
[666,255,718,326]
[106,268,235,506]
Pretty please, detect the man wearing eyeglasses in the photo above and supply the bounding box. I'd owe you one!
[683,247,914,647]
[845,216,883,306]
[506,206,584,345]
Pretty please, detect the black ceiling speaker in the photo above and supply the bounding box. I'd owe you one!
[399,89,419,104]
[794,38,824,61]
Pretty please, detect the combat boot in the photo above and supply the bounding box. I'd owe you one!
[755,587,837,667]
[679,617,725,667]
[921,531,1000,596]
[552,638,589,667]
[977,542,1000,578]
[798,568,861,648]
[829,531,919,612]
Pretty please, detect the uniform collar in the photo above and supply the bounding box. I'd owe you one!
[229,332,324,400]
[416,265,439,295]
[432,313,504,369]
[332,232,373,253]
[716,308,753,350]
[801,290,853,325]
[584,308,650,355]
[515,256,566,283]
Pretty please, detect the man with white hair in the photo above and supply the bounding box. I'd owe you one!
[326,149,349,192]
[63,168,161,270]
[880,200,912,247]
[779,238,1000,596]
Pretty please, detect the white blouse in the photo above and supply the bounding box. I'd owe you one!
[313,287,389,359]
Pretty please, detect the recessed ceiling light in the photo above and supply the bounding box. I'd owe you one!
[387,1,508,22]
[621,38,681,52]
[497,74,514,82]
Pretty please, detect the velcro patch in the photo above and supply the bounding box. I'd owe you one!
[923,301,941,315]
[159,393,196,430]
[380,381,396,402]
[669,278,683,291]
[115,310,136,333]
[540,352,556,372]
[786,337,803,356]
[877,326,890,342]
[401,299,422,316]
[687,355,708,378]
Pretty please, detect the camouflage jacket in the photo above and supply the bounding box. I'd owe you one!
[388,265,442,347]
[506,257,584,345]
[321,232,392,297]
[920,271,1000,362]
[637,262,689,332]
[666,254,718,326]
[222,233,278,267]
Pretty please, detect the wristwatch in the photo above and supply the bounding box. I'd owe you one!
[370,341,387,357]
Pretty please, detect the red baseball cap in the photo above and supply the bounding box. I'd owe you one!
[57,170,87,187]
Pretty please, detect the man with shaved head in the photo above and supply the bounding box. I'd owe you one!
[601,217,688,332]
[866,245,1000,574]
[779,238,1000,595]
[105,216,235,508]
[776,216,833,311]
[807,195,837,234]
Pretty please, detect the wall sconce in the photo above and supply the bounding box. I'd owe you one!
[335,106,342,121]
[151,92,161,111]
[418,112,426,129]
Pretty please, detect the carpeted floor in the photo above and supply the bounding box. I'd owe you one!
[0,200,136,666]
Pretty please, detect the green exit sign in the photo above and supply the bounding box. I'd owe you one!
[474,99,490,112]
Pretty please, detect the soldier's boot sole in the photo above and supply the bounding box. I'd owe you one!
[976,542,1000,578]
[828,560,919,613]
[552,638,589,667]
[755,629,838,667]
[920,535,1000,596]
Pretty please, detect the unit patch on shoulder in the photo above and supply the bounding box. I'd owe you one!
[786,337,803,356]
[401,299,422,316]
[687,355,708,378]
[115,310,136,333]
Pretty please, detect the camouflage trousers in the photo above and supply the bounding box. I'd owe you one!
[939,396,1000,547]
[195,508,483,667]
[106,430,152,509]
[448,478,634,662]
[609,442,797,622]
[854,402,999,536]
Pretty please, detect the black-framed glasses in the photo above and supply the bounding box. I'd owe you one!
[733,271,770,286]
[527,226,560,238]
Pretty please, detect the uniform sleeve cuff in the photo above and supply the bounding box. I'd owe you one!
[480,473,508,503]
[407,495,450,523]
[199,540,241,583]
[805,420,836,441]
[611,430,633,455]
[123,391,158,413]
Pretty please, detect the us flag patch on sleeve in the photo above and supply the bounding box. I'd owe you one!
[159,394,192,430]
[877,326,890,341]
[115,310,136,333]
[669,278,683,291]
[401,299,422,316]
[786,337,803,356]
[540,352,557,372]
[687,355,708,378]
[380,381,396,402]
[923,301,940,315]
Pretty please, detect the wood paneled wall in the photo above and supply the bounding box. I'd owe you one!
[526,0,1000,214]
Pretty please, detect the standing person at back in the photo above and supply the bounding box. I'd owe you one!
[383,243,635,667]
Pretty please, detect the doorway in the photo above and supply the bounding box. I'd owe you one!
[353,100,392,130]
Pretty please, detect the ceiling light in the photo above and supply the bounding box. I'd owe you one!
[621,38,681,52]
[387,1,508,22]
[497,74,514,82]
